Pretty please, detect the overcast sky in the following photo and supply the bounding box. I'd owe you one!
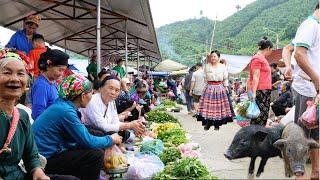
[0,0,256,47]
[149,0,256,28]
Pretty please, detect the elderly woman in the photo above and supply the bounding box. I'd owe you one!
[80,76,145,139]
[0,50,49,179]
[32,74,122,179]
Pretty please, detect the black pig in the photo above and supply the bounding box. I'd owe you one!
[224,124,284,178]
[273,122,319,177]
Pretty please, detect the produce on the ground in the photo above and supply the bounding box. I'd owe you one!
[178,143,201,158]
[153,157,217,179]
[157,128,187,145]
[146,110,179,123]
[140,139,164,156]
[154,122,181,135]
[159,147,181,165]
[161,99,177,108]
[104,145,128,169]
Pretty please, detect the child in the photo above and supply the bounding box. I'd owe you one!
[28,34,47,78]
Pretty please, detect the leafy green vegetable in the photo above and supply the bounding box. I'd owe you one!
[146,110,179,123]
[160,148,181,165]
[153,157,217,180]
[158,128,187,145]
[161,99,177,108]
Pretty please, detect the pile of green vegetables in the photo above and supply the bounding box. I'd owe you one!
[161,99,177,108]
[146,110,178,123]
[159,148,181,165]
[153,157,217,180]
[158,128,187,145]
[235,100,250,117]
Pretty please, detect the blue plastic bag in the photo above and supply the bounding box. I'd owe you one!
[246,101,260,119]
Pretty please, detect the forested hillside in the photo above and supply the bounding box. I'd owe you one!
[156,0,318,65]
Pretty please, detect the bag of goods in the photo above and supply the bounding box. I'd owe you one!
[125,153,165,179]
[104,145,128,169]
[140,139,164,156]
[178,143,200,158]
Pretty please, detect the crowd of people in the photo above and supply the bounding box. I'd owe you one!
[0,3,319,180]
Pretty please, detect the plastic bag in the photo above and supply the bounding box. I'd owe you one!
[178,143,201,158]
[125,153,165,179]
[299,101,318,129]
[246,101,260,119]
[140,139,164,156]
[104,145,128,169]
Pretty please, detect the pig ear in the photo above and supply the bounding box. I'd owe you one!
[253,130,268,141]
[273,139,287,150]
[308,139,320,150]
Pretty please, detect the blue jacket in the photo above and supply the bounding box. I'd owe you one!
[6,30,35,54]
[32,98,113,158]
[31,75,59,120]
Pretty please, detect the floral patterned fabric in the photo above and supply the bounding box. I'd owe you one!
[58,74,91,100]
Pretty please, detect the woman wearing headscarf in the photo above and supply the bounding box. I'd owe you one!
[248,37,273,126]
[0,50,49,179]
[32,74,122,180]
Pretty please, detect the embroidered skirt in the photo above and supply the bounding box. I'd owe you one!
[196,84,233,130]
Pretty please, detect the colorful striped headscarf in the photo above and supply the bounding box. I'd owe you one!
[58,73,92,100]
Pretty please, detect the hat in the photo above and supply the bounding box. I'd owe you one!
[41,49,69,66]
[25,15,41,26]
[58,74,92,100]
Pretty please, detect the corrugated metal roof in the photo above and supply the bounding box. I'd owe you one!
[0,0,161,62]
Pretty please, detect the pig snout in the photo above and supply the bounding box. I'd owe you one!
[224,150,233,160]
[293,165,305,176]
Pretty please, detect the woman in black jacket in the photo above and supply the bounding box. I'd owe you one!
[271,81,293,116]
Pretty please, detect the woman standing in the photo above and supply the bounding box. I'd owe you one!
[196,50,233,130]
[249,37,273,126]
[0,51,49,179]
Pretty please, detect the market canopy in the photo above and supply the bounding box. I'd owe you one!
[153,59,188,72]
[0,0,161,62]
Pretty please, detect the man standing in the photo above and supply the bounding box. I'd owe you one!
[86,54,97,81]
[282,3,319,179]
[184,66,195,115]
[189,63,205,115]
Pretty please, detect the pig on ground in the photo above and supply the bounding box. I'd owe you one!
[224,124,284,178]
[273,122,319,177]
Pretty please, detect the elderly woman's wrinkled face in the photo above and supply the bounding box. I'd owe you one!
[100,79,121,102]
[0,60,27,99]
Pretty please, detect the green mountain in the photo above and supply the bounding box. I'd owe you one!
[156,0,318,65]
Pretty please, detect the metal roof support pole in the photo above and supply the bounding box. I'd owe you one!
[137,39,140,78]
[125,20,128,77]
[64,39,67,53]
[96,0,101,72]
[144,54,146,76]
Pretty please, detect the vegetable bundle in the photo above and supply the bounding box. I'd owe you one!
[146,111,179,123]
[159,147,181,165]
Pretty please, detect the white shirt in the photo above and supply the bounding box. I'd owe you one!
[191,68,206,95]
[80,93,122,132]
[204,63,229,86]
[292,16,320,97]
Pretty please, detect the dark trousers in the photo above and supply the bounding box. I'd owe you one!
[45,149,104,180]
[184,91,193,112]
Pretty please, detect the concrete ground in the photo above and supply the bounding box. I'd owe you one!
[169,107,312,179]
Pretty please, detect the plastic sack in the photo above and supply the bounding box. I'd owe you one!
[246,101,260,119]
[299,101,318,129]
[140,139,164,156]
[104,145,128,169]
[235,115,251,127]
[178,143,201,158]
[125,153,165,179]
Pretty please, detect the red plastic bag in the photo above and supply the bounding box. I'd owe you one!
[299,101,318,129]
